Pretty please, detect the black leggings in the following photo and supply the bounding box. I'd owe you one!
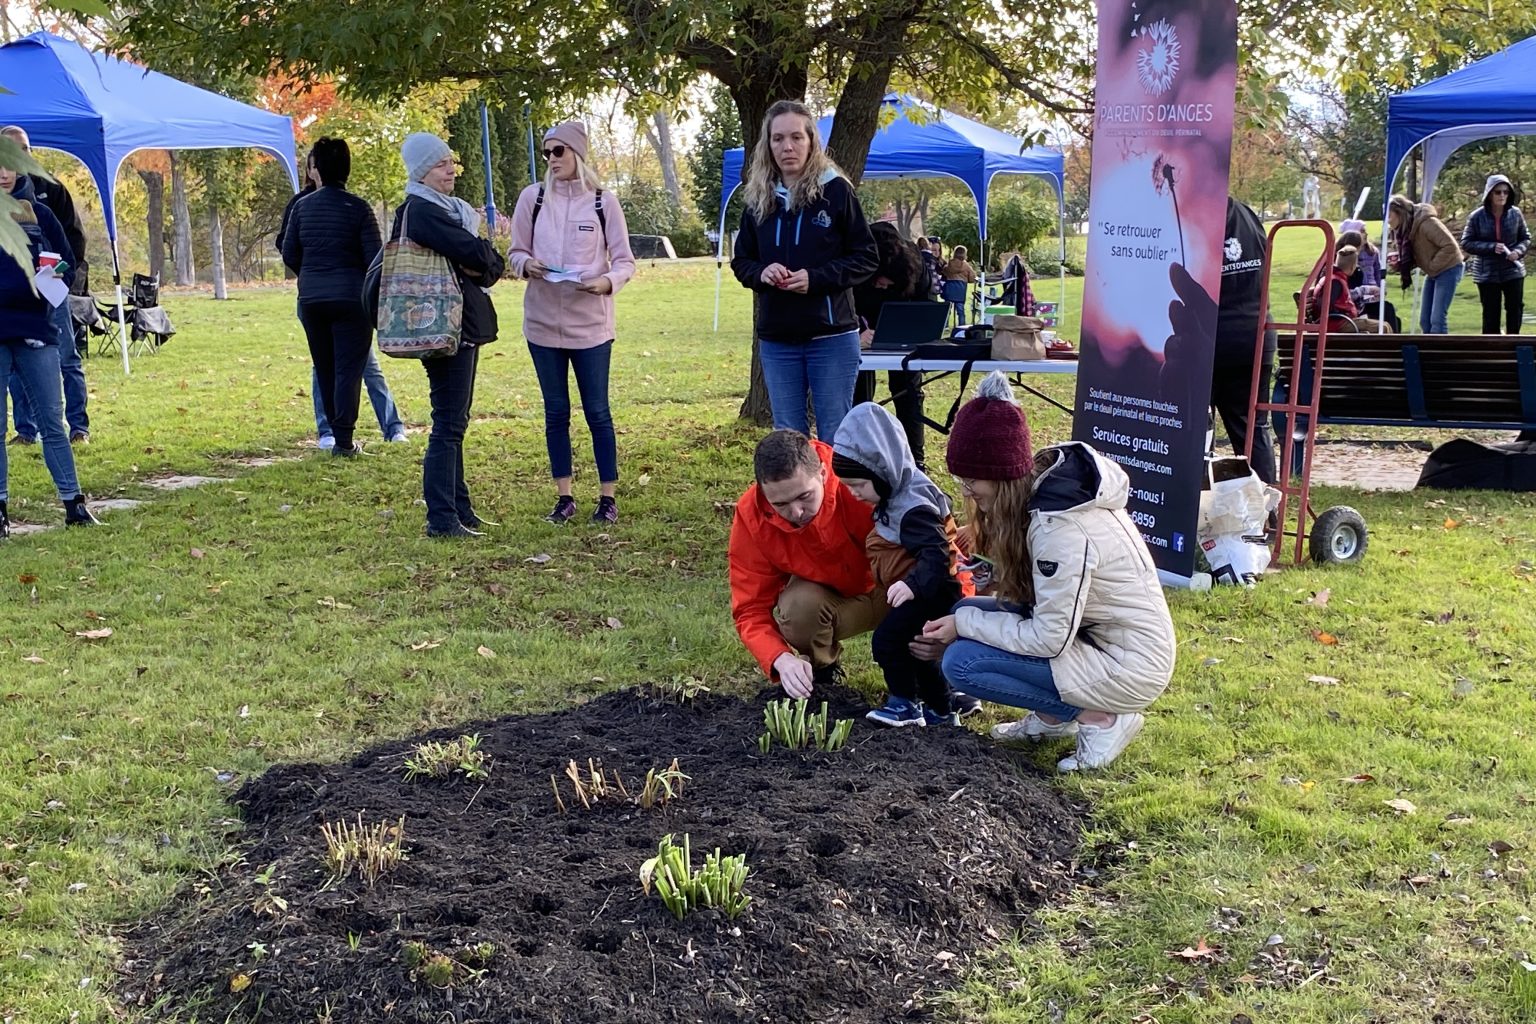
[1476,279,1525,335]
[870,583,959,708]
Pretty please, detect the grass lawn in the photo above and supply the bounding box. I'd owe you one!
[2,258,1535,1023]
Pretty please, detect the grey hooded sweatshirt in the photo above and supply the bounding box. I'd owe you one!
[832,402,958,601]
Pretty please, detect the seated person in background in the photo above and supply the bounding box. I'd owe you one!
[729,430,882,699]
[1310,246,1392,335]
[832,403,973,728]
[1338,223,1400,333]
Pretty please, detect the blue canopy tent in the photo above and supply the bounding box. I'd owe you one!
[1385,33,1536,207]
[0,31,299,372]
[713,94,1066,330]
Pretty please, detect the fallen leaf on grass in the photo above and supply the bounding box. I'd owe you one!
[524,553,552,565]
[1222,636,1246,643]
[1202,657,1223,667]
[1340,773,1374,784]
[1299,780,1317,793]
[229,973,251,993]
[190,548,205,560]
[637,472,652,486]
[22,654,46,665]
[316,597,353,610]
[1383,798,1417,815]
[1443,517,1460,530]
[17,573,38,584]
[238,705,250,719]
[1307,674,1341,685]
[604,616,624,630]
[1405,874,1433,887]
[1434,609,1455,624]
[1305,588,1331,607]
[1489,840,1516,857]
[1312,631,1338,645]
[74,628,113,640]
[1165,937,1222,961]
[409,639,442,651]
[477,645,497,659]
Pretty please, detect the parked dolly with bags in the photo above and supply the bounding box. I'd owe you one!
[371,132,506,539]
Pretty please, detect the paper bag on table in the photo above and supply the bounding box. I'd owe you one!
[991,313,1046,360]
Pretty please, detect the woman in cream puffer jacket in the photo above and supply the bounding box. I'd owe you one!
[920,373,1176,771]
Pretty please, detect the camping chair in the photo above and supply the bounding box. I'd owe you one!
[66,263,100,359]
[127,273,175,351]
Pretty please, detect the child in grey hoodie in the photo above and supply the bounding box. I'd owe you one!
[832,402,970,727]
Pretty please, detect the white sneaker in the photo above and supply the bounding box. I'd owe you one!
[1056,713,1144,772]
[990,713,1079,743]
[317,435,336,451]
[388,430,409,443]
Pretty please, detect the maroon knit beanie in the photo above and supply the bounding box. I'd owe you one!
[946,372,1033,481]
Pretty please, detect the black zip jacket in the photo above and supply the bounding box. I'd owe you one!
[281,186,381,307]
[731,175,877,342]
[25,172,86,265]
[386,197,507,345]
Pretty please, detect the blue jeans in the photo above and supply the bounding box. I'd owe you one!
[421,344,479,531]
[1419,263,1464,335]
[9,302,87,438]
[1,340,81,501]
[526,341,618,482]
[940,597,1082,720]
[760,331,862,444]
[313,349,404,439]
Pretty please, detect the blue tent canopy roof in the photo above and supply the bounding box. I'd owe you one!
[0,31,299,253]
[1385,33,1536,203]
[719,94,1064,239]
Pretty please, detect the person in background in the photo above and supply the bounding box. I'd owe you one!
[281,136,381,459]
[390,132,506,538]
[508,121,636,525]
[1210,197,1276,484]
[832,403,972,727]
[942,244,977,323]
[915,236,942,299]
[918,373,1176,772]
[2,125,89,446]
[730,100,877,445]
[277,148,409,449]
[1387,193,1463,335]
[1,150,97,533]
[1460,174,1529,335]
[1337,223,1400,333]
[851,222,933,466]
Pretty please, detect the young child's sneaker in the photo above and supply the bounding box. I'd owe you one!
[991,713,1079,743]
[922,706,961,727]
[866,697,926,728]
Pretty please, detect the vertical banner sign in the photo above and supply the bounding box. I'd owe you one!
[1072,0,1238,581]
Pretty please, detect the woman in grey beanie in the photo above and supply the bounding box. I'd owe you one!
[388,132,507,538]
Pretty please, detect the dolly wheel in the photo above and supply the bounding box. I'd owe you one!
[1310,506,1368,565]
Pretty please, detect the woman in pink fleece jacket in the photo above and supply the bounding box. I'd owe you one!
[509,122,637,525]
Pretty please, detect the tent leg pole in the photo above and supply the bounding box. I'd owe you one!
[713,263,722,332]
[115,283,131,376]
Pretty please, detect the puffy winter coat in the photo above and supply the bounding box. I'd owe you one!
[731,173,877,342]
[281,186,382,306]
[1460,178,1530,285]
[953,442,1177,712]
[507,179,637,349]
[2,175,75,343]
[1404,203,1463,280]
[728,440,876,678]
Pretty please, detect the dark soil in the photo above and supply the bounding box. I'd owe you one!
[122,686,1084,1023]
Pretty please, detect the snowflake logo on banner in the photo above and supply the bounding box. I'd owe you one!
[1136,19,1181,96]
[1224,236,1244,261]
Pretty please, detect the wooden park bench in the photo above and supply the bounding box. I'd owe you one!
[1276,331,1536,433]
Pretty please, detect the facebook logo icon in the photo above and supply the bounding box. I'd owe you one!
[1172,532,1185,553]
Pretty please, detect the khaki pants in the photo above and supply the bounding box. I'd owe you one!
[773,577,889,669]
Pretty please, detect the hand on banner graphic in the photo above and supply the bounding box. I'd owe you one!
[1159,262,1218,417]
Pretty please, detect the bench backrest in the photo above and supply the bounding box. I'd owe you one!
[1276,333,1536,430]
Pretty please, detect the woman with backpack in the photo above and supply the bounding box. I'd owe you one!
[509,122,636,525]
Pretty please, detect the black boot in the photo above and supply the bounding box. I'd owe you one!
[426,522,483,539]
[0,500,9,539]
[64,495,101,527]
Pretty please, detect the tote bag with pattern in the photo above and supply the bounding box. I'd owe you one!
[376,203,463,359]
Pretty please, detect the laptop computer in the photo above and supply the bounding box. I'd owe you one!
[869,301,951,351]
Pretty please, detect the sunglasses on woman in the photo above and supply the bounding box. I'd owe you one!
[541,144,568,160]
[1492,188,1511,195]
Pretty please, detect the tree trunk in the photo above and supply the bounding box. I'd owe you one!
[138,169,166,283]
[824,56,899,187]
[209,200,227,300]
[170,152,196,286]
[644,111,685,209]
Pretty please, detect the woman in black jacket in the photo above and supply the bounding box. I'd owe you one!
[282,137,381,457]
[730,100,876,445]
[392,132,507,538]
[1460,174,1530,335]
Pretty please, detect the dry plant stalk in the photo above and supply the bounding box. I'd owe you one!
[638,758,689,810]
[551,757,688,813]
[319,814,407,886]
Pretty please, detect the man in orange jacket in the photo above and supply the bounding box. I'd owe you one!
[729,430,884,698]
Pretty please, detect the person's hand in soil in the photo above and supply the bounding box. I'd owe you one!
[886,581,913,607]
[773,651,815,698]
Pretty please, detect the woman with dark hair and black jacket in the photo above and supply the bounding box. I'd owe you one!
[282,136,382,458]
[390,132,507,538]
[1460,174,1529,335]
[852,222,937,466]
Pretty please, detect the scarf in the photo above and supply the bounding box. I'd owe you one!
[404,181,482,236]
